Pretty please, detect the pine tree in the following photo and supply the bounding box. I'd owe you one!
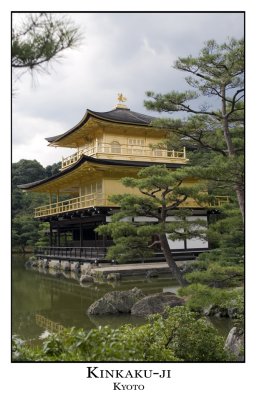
[144,38,244,221]
[12,13,82,82]
[97,165,208,287]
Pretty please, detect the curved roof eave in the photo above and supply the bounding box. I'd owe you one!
[45,109,92,143]
[17,155,183,190]
[45,108,157,144]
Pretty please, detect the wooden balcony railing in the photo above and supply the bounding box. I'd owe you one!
[34,193,108,218]
[61,142,187,169]
[34,192,229,219]
[36,246,107,260]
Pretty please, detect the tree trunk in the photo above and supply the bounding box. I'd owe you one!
[235,185,245,223]
[221,86,244,221]
[221,86,235,156]
[159,233,188,287]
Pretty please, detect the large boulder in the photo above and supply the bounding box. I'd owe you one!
[224,327,244,361]
[131,292,185,317]
[87,287,145,315]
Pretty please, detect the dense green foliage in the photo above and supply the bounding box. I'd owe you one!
[97,164,208,286]
[12,159,61,251]
[12,306,233,362]
[179,284,243,314]
[12,214,40,253]
[144,38,244,221]
[12,38,244,361]
[141,38,245,330]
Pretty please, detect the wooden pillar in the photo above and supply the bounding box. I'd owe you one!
[49,191,52,214]
[57,226,60,247]
[94,224,97,248]
[80,223,83,247]
[102,234,107,247]
[49,224,53,247]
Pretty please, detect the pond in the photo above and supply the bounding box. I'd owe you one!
[12,255,234,341]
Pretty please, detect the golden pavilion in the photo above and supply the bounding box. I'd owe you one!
[19,95,217,262]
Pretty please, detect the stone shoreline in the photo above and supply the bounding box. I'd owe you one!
[25,256,180,277]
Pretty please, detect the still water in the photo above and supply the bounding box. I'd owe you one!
[12,255,233,340]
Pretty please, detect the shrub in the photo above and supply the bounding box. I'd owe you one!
[12,306,233,362]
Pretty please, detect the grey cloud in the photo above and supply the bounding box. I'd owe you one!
[12,12,244,165]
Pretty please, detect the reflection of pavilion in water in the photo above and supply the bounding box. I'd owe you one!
[27,265,179,332]
[27,268,103,332]
[35,314,65,333]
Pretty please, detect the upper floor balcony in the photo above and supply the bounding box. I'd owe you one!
[34,193,229,219]
[60,140,187,170]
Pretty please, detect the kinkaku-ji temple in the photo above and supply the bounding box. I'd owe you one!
[18,94,228,263]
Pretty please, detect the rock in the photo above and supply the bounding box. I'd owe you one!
[25,256,37,268]
[26,258,39,268]
[42,259,49,269]
[224,327,244,361]
[48,269,62,277]
[87,287,145,315]
[203,304,239,318]
[106,273,121,281]
[70,262,80,272]
[88,298,118,314]
[145,270,159,278]
[80,274,94,284]
[37,259,44,268]
[48,260,61,270]
[131,292,185,317]
[203,305,229,317]
[227,307,238,318]
[80,263,92,274]
[70,271,80,281]
[60,261,71,271]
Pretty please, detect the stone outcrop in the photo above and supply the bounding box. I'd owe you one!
[131,292,185,317]
[25,257,38,268]
[203,305,238,318]
[70,262,80,272]
[80,274,94,284]
[224,327,244,361]
[60,261,71,271]
[87,287,145,315]
[80,263,93,274]
[42,259,49,269]
[48,260,61,270]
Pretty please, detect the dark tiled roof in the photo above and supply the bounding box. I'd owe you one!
[88,108,155,125]
[46,107,156,143]
[18,155,182,190]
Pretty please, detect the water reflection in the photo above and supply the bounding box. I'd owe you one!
[12,255,233,340]
[12,255,179,339]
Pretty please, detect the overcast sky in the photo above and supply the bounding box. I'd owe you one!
[12,12,244,167]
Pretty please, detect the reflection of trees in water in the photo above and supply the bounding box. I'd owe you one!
[13,257,179,339]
